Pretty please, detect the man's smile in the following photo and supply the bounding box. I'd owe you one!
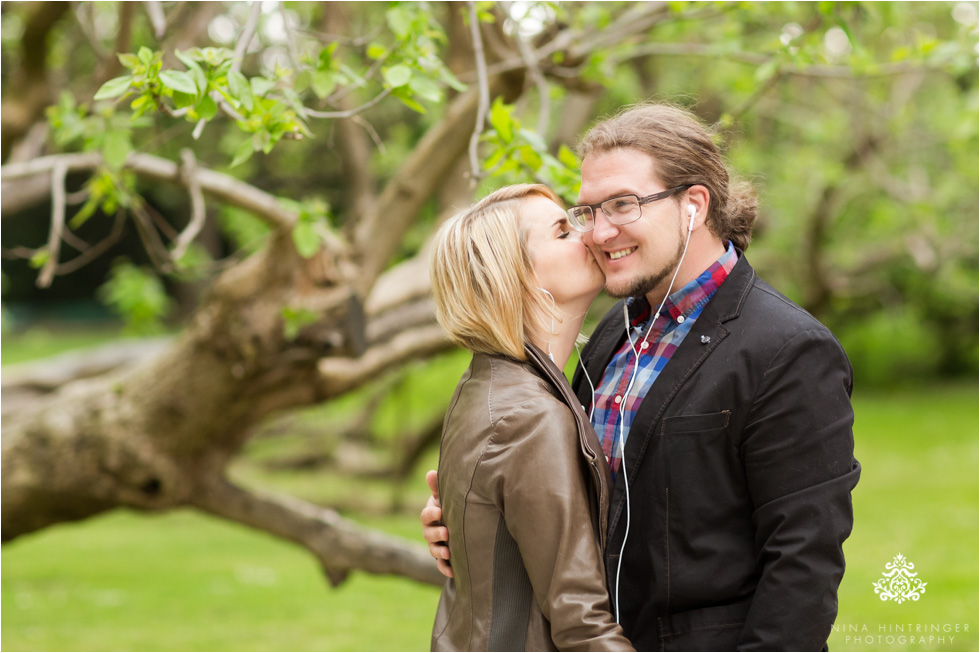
[607,247,638,261]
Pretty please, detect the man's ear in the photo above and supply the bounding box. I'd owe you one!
[685,185,711,231]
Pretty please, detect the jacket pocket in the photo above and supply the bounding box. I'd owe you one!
[663,409,753,607]
[657,602,750,651]
[661,410,730,435]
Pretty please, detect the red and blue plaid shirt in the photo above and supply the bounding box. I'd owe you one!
[591,242,737,479]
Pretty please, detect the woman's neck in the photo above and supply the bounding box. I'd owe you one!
[531,301,590,370]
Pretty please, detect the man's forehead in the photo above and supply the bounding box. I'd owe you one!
[578,149,660,202]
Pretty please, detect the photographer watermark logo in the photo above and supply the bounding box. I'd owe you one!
[873,553,927,604]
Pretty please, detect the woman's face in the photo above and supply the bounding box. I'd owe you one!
[523,195,605,309]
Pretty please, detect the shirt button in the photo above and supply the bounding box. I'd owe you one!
[614,395,622,404]
[677,315,686,323]
[640,341,649,350]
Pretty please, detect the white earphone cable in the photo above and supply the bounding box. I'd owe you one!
[612,204,696,623]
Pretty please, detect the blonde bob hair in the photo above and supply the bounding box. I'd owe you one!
[430,184,563,361]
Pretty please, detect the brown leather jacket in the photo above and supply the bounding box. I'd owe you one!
[431,344,633,652]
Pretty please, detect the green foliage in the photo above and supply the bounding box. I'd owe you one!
[46,92,144,172]
[281,305,320,341]
[9,1,979,384]
[481,98,581,202]
[282,198,332,259]
[83,3,464,167]
[375,5,466,113]
[96,260,172,334]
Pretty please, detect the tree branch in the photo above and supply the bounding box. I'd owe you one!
[466,1,491,184]
[318,325,451,398]
[37,161,68,288]
[191,476,444,587]
[145,1,168,40]
[172,149,207,260]
[351,70,523,294]
[2,152,298,231]
[304,89,392,119]
[609,42,964,78]
[232,1,263,75]
[56,209,127,276]
[1,337,172,396]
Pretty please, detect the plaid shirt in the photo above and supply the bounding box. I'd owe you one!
[591,242,737,479]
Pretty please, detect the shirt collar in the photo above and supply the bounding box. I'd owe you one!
[626,241,738,327]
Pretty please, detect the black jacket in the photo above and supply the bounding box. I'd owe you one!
[572,253,860,652]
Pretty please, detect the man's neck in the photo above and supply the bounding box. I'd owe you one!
[644,237,727,307]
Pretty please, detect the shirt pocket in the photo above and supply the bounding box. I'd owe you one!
[661,410,731,435]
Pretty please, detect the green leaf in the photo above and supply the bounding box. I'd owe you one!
[117,53,141,71]
[174,49,198,69]
[483,146,505,171]
[440,68,468,92]
[367,43,387,60]
[408,76,441,102]
[250,76,276,97]
[97,260,171,335]
[518,144,543,171]
[230,139,255,168]
[518,128,547,152]
[159,70,198,95]
[228,70,253,111]
[29,249,50,269]
[94,76,133,101]
[173,90,196,109]
[291,221,322,258]
[281,306,319,341]
[557,144,580,170]
[294,70,311,93]
[138,46,154,66]
[386,6,413,39]
[102,130,132,170]
[196,94,218,121]
[68,196,100,230]
[489,98,514,143]
[394,89,426,114]
[130,95,149,111]
[312,70,337,98]
[383,64,412,88]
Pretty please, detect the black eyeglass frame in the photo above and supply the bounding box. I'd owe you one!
[566,185,693,232]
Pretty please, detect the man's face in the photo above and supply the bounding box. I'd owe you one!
[578,148,685,299]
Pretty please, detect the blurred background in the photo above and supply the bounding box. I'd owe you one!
[1,2,977,651]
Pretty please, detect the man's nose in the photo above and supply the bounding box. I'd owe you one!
[589,210,620,245]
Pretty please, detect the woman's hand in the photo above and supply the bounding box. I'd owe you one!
[421,469,453,578]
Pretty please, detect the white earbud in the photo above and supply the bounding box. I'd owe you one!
[687,204,696,232]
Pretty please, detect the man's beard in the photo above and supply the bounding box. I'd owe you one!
[604,236,685,300]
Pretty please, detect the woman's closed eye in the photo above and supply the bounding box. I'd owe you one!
[558,230,571,239]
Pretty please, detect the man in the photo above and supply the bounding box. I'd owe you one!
[422,103,860,651]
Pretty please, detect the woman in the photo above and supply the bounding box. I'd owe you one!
[428,184,632,652]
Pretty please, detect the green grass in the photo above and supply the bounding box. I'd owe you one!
[2,328,976,651]
[828,383,979,652]
[1,324,130,366]
[2,511,442,652]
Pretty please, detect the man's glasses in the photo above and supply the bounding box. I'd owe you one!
[567,185,692,232]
